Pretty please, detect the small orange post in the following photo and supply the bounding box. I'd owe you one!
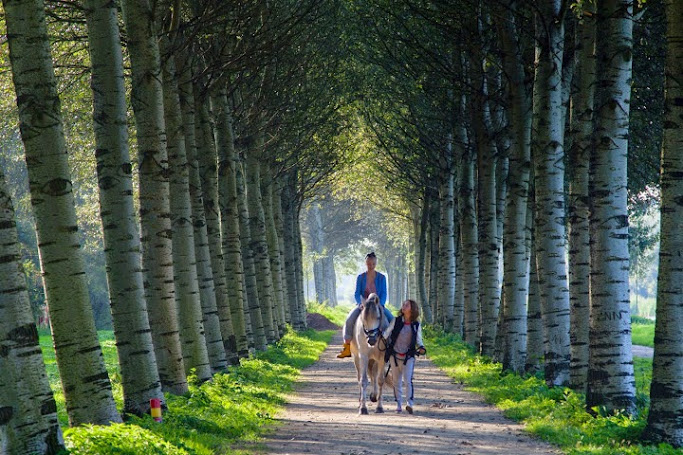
[150,398,162,422]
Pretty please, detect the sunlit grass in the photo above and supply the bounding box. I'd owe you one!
[425,327,680,455]
[40,327,333,454]
[632,324,655,348]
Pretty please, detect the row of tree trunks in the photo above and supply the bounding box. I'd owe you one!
[4,0,123,426]
[84,0,164,415]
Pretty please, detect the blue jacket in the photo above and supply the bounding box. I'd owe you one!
[355,271,387,307]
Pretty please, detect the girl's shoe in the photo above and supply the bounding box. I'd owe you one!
[406,405,413,414]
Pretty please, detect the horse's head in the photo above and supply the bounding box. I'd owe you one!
[360,293,382,347]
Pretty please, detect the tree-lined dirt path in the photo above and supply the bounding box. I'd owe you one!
[255,333,559,455]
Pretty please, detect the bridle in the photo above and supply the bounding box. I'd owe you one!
[362,298,383,346]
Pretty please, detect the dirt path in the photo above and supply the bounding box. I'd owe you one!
[254,333,559,455]
[633,345,653,358]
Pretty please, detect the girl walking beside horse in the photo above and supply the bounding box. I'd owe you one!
[383,299,426,414]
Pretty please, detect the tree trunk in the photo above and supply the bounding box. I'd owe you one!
[0,169,64,454]
[84,0,164,415]
[586,0,636,414]
[3,0,122,425]
[245,136,278,342]
[475,82,500,357]
[532,2,571,387]
[496,8,533,374]
[261,163,288,328]
[234,139,268,349]
[416,197,431,323]
[428,197,441,326]
[211,92,264,350]
[196,97,249,359]
[567,4,596,393]
[645,0,683,443]
[438,158,456,331]
[272,177,292,324]
[161,42,214,381]
[176,57,235,368]
[120,0,188,395]
[282,172,305,329]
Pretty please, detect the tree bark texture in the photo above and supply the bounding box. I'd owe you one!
[586,0,636,414]
[532,2,571,387]
[4,0,122,425]
[645,0,683,443]
[121,0,188,395]
[567,4,596,393]
[161,45,214,381]
[85,0,164,414]
[0,168,64,454]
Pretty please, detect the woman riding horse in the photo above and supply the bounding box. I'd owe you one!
[337,252,394,358]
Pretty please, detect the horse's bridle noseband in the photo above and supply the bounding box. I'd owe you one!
[362,299,383,345]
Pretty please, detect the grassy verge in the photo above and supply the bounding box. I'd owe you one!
[306,301,353,327]
[40,328,333,454]
[632,323,655,348]
[425,328,681,455]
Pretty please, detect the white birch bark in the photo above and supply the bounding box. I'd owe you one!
[161,43,214,380]
[120,0,188,395]
[428,198,441,325]
[645,0,683,443]
[272,178,292,324]
[496,5,533,374]
[416,198,432,323]
[475,84,500,357]
[3,0,121,425]
[261,163,288,329]
[568,4,596,392]
[459,121,480,346]
[246,136,279,342]
[586,0,636,414]
[176,56,234,368]
[532,2,571,386]
[282,174,304,328]
[197,97,250,358]
[211,92,264,350]
[235,142,270,348]
[85,0,163,414]
[437,142,456,331]
[0,169,64,454]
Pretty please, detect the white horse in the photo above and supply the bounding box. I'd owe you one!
[350,293,389,414]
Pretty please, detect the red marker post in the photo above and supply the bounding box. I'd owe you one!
[150,398,162,422]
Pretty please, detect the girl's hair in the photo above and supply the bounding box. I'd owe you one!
[402,299,419,322]
[365,251,377,260]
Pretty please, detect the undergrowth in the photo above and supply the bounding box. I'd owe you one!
[42,328,333,454]
[424,327,680,455]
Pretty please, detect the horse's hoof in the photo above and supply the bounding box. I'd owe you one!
[359,407,369,415]
[369,393,377,403]
[376,407,384,414]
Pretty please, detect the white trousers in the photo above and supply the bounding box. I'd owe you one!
[390,355,415,410]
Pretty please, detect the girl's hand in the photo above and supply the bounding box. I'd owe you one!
[417,346,426,356]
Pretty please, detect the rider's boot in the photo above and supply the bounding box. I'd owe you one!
[337,342,352,358]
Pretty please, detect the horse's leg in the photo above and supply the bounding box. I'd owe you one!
[359,356,369,415]
[375,359,385,413]
[368,359,378,403]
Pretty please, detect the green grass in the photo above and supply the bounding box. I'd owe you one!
[40,328,333,454]
[632,323,655,348]
[306,301,353,327]
[424,327,681,455]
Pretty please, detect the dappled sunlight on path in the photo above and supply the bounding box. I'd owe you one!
[255,333,559,455]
